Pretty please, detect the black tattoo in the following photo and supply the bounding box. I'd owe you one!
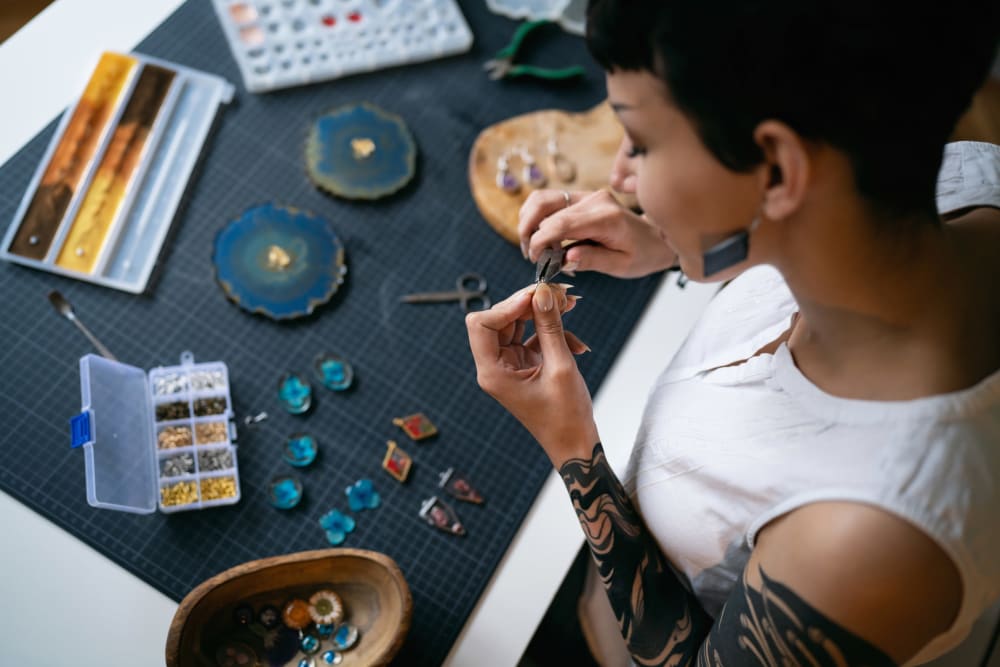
[561,443,898,667]
[560,442,710,665]
[700,568,897,667]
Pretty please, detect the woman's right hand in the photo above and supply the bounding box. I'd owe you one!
[518,188,677,279]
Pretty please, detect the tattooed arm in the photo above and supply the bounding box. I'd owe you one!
[562,445,963,667]
[561,442,711,664]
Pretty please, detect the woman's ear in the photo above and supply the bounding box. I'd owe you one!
[753,120,810,221]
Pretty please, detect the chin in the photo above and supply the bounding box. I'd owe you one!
[677,254,748,284]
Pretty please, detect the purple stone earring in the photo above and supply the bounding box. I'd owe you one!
[496,152,520,194]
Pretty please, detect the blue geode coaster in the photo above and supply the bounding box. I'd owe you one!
[213,203,347,320]
[306,103,417,200]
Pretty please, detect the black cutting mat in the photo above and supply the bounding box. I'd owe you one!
[0,2,663,664]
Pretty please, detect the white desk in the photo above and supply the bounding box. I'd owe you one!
[0,2,719,664]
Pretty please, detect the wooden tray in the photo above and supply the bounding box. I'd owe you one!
[468,101,632,245]
[165,548,412,666]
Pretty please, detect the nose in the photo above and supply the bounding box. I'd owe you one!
[609,135,637,194]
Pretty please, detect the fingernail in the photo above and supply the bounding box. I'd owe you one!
[562,261,579,273]
[520,241,528,260]
[534,283,554,312]
[556,283,574,290]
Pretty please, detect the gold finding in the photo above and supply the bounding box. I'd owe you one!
[158,425,193,449]
[351,137,376,159]
[200,476,238,500]
[266,244,292,270]
[161,481,198,506]
[195,421,228,444]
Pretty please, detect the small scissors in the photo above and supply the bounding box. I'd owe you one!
[401,273,491,312]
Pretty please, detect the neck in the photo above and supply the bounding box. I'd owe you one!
[770,202,980,399]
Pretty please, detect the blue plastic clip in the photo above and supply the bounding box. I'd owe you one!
[70,411,92,449]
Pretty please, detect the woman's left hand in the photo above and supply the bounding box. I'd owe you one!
[466,283,599,467]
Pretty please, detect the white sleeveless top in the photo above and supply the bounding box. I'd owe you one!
[622,141,1000,664]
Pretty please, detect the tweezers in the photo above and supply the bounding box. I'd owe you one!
[535,246,565,283]
[534,240,596,283]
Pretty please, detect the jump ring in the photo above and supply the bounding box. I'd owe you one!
[561,190,571,209]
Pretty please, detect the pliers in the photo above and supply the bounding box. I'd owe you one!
[484,20,587,81]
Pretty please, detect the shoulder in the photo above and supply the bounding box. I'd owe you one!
[748,501,962,664]
[937,140,1000,216]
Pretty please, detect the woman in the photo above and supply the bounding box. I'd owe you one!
[466,1,1000,665]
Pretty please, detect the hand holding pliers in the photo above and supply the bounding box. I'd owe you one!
[484,20,587,81]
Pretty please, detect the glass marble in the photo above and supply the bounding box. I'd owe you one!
[278,372,312,414]
[269,475,304,509]
[330,624,359,651]
[313,353,354,391]
[283,432,318,467]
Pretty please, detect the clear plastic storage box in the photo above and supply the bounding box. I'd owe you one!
[71,351,241,514]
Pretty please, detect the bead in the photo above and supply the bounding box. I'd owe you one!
[283,598,312,630]
[330,623,359,651]
[316,623,334,638]
[300,633,321,654]
[233,603,254,626]
[278,372,312,414]
[258,604,281,629]
[269,475,304,510]
[318,509,355,545]
[308,590,344,625]
[345,478,380,511]
[313,353,354,391]
[283,432,318,467]
[320,650,343,664]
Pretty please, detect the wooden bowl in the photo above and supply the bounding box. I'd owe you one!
[165,548,412,666]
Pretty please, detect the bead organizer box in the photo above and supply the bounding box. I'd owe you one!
[210,0,474,93]
[71,351,241,514]
[0,51,234,293]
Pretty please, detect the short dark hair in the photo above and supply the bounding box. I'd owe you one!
[586,1,1000,218]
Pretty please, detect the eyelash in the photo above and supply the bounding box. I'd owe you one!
[626,144,646,158]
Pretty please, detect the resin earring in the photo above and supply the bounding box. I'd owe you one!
[518,147,547,188]
[547,136,576,183]
[495,152,520,193]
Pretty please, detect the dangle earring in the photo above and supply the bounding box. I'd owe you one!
[701,218,761,277]
[495,151,520,194]
[518,146,547,188]
[546,136,576,183]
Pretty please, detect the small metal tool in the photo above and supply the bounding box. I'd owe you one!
[401,273,491,312]
[535,246,565,284]
[535,239,596,284]
[484,20,587,81]
[47,290,117,360]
